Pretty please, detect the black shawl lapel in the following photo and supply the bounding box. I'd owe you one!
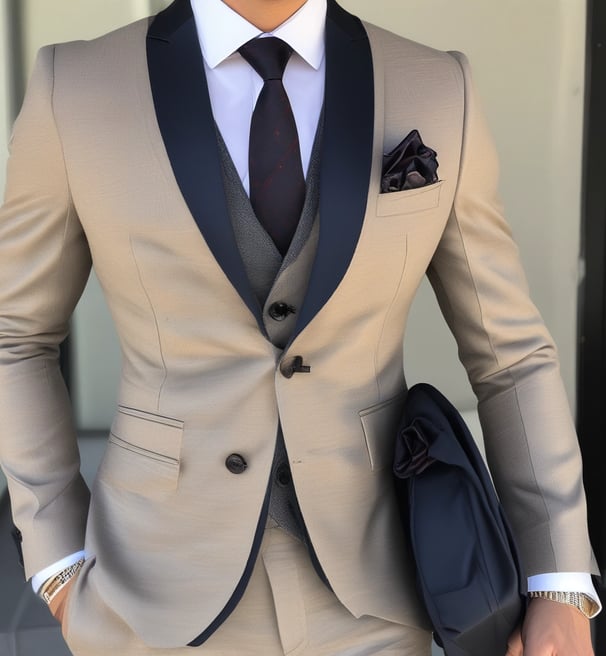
[146,0,264,331]
[146,0,374,342]
[289,0,375,344]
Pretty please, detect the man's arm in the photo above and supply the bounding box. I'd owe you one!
[427,51,598,653]
[429,49,597,580]
[0,46,91,579]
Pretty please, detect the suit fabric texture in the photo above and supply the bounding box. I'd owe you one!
[0,0,597,651]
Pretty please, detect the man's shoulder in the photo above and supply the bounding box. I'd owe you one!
[361,19,460,70]
[359,19,467,112]
[41,16,151,92]
[51,16,150,63]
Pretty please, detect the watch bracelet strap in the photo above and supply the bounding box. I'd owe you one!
[527,590,599,619]
[39,558,85,605]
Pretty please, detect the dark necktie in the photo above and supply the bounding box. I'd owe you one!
[239,37,306,256]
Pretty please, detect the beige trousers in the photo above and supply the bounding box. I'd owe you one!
[64,523,432,656]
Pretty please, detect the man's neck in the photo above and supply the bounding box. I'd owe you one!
[221,0,308,32]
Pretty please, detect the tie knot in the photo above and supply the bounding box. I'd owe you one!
[239,37,294,82]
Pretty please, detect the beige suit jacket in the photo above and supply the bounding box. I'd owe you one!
[0,0,596,648]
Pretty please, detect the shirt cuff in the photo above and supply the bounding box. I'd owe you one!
[528,572,602,613]
[31,550,90,593]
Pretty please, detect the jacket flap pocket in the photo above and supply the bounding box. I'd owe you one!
[111,406,184,463]
[376,180,444,217]
[359,393,406,471]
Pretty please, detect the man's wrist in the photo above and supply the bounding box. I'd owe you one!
[31,550,89,593]
[527,572,601,614]
[38,558,85,605]
[527,590,600,619]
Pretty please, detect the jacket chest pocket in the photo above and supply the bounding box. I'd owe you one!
[97,406,184,499]
[376,181,444,217]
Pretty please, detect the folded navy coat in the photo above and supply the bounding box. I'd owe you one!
[393,383,526,656]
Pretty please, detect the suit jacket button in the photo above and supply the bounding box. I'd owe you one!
[280,358,294,378]
[225,454,247,474]
[280,357,296,378]
[268,302,296,321]
[280,356,311,378]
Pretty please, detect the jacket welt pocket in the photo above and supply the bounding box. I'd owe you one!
[376,180,444,217]
[99,406,184,498]
[359,393,406,471]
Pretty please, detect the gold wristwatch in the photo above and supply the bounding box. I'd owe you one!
[527,590,600,619]
[38,558,85,605]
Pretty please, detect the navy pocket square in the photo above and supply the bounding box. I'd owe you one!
[381,130,439,193]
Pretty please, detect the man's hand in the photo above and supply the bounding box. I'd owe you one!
[506,598,594,655]
[48,576,77,627]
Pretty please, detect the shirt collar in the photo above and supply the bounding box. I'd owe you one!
[191,0,326,70]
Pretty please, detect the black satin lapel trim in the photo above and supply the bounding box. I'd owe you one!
[147,2,264,331]
[290,0,374,344]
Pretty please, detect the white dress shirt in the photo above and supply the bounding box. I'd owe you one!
[192,0,326,193]
[32,0,599,613]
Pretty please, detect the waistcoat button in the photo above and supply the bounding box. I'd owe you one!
[268,302,296,321]
[275,463,292,487]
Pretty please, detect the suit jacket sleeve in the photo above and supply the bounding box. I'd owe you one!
[427,51,597,577]
[0,46,92,578]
